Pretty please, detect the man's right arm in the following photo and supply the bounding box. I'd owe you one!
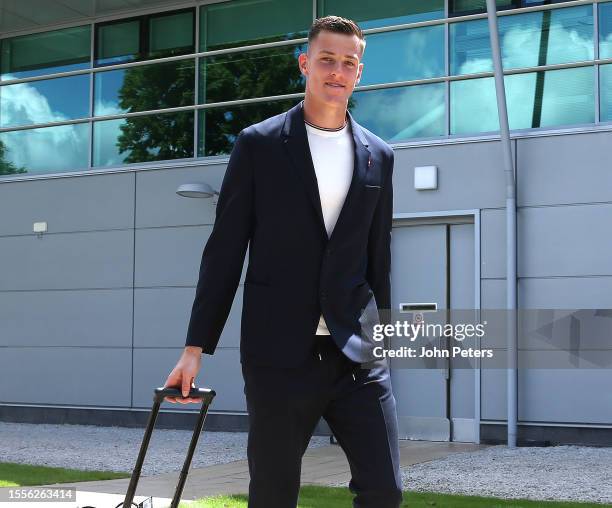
[184,129,254,355]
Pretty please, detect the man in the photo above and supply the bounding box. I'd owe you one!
[163,15,402,508]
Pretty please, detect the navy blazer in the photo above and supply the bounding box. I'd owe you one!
[185,100,394,368]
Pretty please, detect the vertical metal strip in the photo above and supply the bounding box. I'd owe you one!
[445,224,451,437]
[131,170,136,410]
[594,1,600,124]
[445,8,451,136]
[474,209,482,444]
[194,5,200,157]
[88,22,95,169]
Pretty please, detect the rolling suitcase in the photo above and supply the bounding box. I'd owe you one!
[119,386,216,508]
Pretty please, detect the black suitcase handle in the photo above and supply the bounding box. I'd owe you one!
[120,386,216,508]
[154,387,216,404]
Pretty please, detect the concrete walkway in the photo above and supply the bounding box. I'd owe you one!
[44,440,486,507]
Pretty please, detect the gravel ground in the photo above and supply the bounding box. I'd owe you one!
[0,422,329,476]
[3,422,612,504]
[326,444,612,505]
[400,444,612,505]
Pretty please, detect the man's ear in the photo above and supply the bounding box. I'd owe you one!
[356,62,364,85]
[298,53,309,77]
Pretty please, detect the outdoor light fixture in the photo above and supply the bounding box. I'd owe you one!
[414,165,438,190]
[176,182,219,198]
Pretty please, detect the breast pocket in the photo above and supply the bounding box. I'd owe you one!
[363,183,382,211]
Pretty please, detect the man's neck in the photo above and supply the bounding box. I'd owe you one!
[302,93,348,130]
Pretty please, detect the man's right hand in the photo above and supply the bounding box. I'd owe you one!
[162,346,203,404]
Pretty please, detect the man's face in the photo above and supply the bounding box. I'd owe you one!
[298,30,364,106]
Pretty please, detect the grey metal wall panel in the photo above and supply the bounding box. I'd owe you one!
[449,223,475,419]
[450,223,475,308]
[520,277,612,308]
[0,347,131,406]
[450,369,475,419]
[481,203,612,281]
[481,368,506,420]
[519,204,612,278]
[135,225,248,288]
[393,140,512,213]
[135,165,226,228]
[133,287,195,348]
[135,225,212,287]
[481,364,612,424]
[0,289,132,347]
[0,230,134,290]
[480,209,506,279]
[517,131,612,207]
[481,279,506,308]
[132,348,245,412]
[0,173,134,236]
[518,368,612,424]
[134,286,243,348]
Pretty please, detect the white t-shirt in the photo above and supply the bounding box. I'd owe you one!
[304,118,354,335]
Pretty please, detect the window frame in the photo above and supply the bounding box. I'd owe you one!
[93,7,196,68]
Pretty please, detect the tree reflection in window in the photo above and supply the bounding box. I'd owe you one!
[0,141,27,175]
[201,44,306,104]
[93,60,195,165]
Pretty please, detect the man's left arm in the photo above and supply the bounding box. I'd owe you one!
[366,147,394,322]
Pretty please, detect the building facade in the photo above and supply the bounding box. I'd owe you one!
[1,0,611,445]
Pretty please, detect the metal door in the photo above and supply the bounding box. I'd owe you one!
[389,218,475,442]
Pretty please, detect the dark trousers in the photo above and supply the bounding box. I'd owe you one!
[241,334,403,508]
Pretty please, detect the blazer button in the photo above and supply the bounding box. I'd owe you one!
[320,291,328,300]
[325,248,332,256]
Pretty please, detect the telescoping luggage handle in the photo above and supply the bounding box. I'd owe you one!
[120,387,216,508]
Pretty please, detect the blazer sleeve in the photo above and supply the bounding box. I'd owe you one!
[185,130,254,354]
[366,148,394,325]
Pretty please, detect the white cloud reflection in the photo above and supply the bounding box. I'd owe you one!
[453,18,595,135]
[0,75,88,173]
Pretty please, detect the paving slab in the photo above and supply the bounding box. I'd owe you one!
[35,441,486,506]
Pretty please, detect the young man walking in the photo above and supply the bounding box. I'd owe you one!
[164,16,402,508]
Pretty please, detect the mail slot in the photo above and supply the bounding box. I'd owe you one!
[399,302,437,312]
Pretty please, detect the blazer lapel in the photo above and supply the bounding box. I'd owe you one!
[282,101,327,241]
[281,100,371,244]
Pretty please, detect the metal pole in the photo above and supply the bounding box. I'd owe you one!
[485,0,518,448]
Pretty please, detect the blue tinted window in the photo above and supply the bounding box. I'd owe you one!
[360,26,444,86]
[201,0,311,51]
[94,60,194,116]
[0,123,89,176]
[319,0,444,29]
[199,99,300,156]
[450,0,575,16]
[350,84,446,142]
[600,64,612,121]
[93,111,194,166]
[1,74,89,128]
[451,5,593,75]
[600,2,612,58]
[95,9,194,66]
[0,25,90,80]
[451,66,594,134]
[200,44,306,104]
[451,77,498,134]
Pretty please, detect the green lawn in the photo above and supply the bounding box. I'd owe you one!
[183,486,612,508]
[1,463,610,508]
[0,462,130,487]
